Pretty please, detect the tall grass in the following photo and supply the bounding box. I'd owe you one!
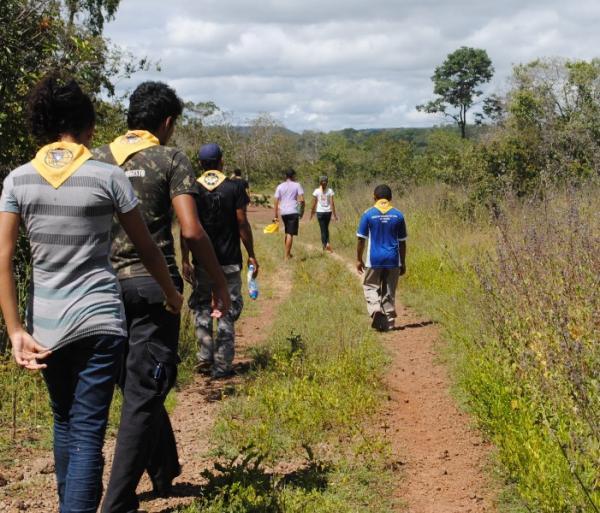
[330,182,599,512]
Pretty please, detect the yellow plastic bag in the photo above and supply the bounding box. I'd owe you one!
[263,222,279,234]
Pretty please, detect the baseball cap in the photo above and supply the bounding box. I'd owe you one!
[198,143,222,161]
[319,175,328,182]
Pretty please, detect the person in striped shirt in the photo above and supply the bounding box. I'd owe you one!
[0,75,182,513]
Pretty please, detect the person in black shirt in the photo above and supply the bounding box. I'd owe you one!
[231,168,250,203]
[182,143,259,378]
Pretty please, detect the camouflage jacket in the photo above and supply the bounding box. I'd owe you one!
[92,144,198,280]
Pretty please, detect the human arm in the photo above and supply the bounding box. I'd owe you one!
[331,195,338,221]
[117,207,183,313]
[172,194,230,313]
[180,235,194,284]
[0,213,51,369]
[356,237,366,274]
[399,240,407,276]
[398,215,407,276]
[310,196,317,220]
[297,193,305,218]
[356,212,369,274]
[237,208,259,277]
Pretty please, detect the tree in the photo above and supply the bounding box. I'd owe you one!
[0,0,142,351]
[417,46,494,138]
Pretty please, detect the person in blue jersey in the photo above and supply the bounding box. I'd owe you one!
[356,184,407,331]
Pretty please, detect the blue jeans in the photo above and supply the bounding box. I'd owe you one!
[42,335,125,513]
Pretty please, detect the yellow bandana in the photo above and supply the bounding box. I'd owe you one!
[109,130,160,165]
[197,170,226,191]
[374,199,394,214]
[31,142,92,189]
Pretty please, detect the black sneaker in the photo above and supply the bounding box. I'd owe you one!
[371,311,388,332]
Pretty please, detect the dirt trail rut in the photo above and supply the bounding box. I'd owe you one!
[303,243,495,513]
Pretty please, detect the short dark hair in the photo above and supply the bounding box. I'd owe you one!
[233,168,242,177]
[28,74,95,144]
[374,184,392,200]
[285,167,296,179]
[127,81,183,132]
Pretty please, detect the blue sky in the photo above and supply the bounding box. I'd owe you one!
[105,0,600,131]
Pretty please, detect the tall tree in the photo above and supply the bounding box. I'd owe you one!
[417,46,494,138]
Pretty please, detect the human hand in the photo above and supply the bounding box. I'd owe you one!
[356,260,365,274]
[211,284,231,319]
[11,330,51,370]
[182,261,194,284]
[165,291,184,315]
[400,264,406,276]
[248,257,259,278]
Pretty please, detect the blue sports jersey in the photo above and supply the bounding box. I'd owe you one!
[357,200,407,269]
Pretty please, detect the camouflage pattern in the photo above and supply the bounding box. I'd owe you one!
[92,144,198,279]
[188,266,243,377]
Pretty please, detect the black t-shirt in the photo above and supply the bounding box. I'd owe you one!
[233,176,250,202]
[196,179,249,266]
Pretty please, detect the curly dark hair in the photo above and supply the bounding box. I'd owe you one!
[27,74,95,144]
[127,81,183,132]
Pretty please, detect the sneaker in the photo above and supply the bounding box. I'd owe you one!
[210,369,236,380]
[371,311,388,332]
[196,360,213,375]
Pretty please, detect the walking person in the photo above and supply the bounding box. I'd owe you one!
[356,185,407,332]
[0,75,183,513]
[274,168,304,260]
[93,82,230,513]
[310,175,337,251]
[231,168,250,203]
[182,143,259,379]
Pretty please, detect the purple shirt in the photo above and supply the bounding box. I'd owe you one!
[274,180,304,216]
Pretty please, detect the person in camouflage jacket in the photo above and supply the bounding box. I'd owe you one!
[93,82,230,513]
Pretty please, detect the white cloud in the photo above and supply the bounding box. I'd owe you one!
[105,0,600,131]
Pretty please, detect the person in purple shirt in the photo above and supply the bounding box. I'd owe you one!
[274,168,305,260]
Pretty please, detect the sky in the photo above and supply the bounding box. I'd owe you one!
[104,0,600,132]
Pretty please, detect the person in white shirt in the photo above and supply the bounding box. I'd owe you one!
[310,175,338,252]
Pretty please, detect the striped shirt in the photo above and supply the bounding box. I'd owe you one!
[0,160,139,350]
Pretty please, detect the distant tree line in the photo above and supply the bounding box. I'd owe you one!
[172,56,600,200]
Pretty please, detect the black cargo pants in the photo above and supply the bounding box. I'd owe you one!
[101,276,182,513]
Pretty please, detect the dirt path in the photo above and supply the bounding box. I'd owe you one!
[0,207,292,513]
[302,242,496,513]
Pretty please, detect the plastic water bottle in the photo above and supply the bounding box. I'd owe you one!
[247,264,259,300]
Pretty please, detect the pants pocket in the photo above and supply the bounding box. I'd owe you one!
[146,341,178,397]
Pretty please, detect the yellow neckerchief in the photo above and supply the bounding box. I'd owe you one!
[109,130,160,165]
[197,170,226,191]
[31,142,92,189]
[374,199,394,214]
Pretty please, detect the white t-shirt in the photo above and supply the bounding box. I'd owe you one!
[313,187,334,213]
